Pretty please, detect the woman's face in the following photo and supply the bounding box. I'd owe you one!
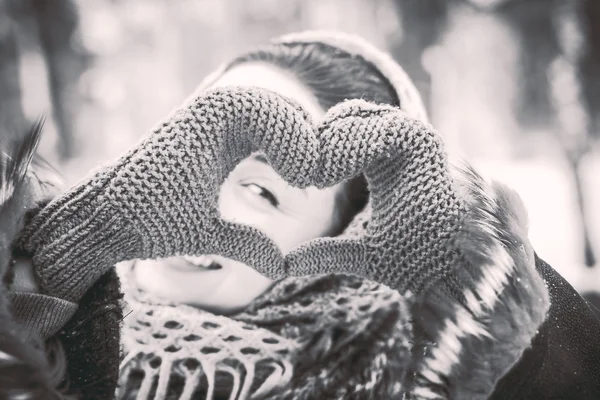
[134,63,342,314]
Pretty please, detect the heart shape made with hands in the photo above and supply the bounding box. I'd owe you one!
[193,87,465,294]
[21,86,463,301]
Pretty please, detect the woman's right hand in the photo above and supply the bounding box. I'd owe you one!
[19,87,321,302]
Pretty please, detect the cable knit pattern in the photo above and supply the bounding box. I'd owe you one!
[19,87,319,302]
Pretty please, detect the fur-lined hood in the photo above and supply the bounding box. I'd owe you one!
[404,163,550,399]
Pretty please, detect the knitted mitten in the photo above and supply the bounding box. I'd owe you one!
[285,100,465,296]
[19,87,319,302]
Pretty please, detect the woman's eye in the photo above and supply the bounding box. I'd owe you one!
[241,183,279,208]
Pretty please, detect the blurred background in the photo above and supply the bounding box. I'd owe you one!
[2,0,599,294]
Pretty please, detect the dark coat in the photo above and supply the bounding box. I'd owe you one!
[490,254,600,400]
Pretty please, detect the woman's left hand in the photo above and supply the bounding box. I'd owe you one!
[284,100,465,295]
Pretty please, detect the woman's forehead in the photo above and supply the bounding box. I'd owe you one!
[209,62,324,120]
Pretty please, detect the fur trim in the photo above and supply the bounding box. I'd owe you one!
[0,119,43,205]
[1,118,45,326]
[0,118,44,275]
[408,164,550,399]
[0,118,68,399]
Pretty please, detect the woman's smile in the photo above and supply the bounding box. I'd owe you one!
[164,255,225,272]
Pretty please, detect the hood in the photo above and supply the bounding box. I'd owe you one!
[274,30,429,123]
[407,164,550,399]
[187,30,428,123]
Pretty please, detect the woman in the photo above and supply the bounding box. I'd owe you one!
[7,31,600,399]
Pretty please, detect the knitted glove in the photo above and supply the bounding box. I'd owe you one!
[19,87,319,302]
[285,100,465,296]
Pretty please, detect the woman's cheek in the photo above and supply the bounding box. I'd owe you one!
[195,260,274,314]
[133,261,188,302]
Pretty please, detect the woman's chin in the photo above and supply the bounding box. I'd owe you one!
[132,256,274,313]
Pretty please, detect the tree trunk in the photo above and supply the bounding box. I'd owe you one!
[0,0,26,142]
[390,0,451,111]
[547,0,597,267]
[30,0,89,160]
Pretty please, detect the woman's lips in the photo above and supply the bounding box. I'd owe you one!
[165,255,224,272]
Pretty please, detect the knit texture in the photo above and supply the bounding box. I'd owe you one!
[117,262,411,400]
[184,30,429,246]
[285,100,465,295]
[9,292,77,343]
[20,88,463,303]
[18,87,320,302]
[186,30,452,294]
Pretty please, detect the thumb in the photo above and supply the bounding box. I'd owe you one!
[313,100,404,187]
[205,217,286,280]
[284,237,371,278]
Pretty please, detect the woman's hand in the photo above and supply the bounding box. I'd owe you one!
[19,87,321,302]
[284,100,465,295]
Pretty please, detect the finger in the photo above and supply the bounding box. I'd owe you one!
[316,98,461,242]
[284,237,371,278]
[204,217,286,280]
[189,87,321,190]
[314,99,441,188]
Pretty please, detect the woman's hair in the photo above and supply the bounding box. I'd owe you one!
[227,42,400,235]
